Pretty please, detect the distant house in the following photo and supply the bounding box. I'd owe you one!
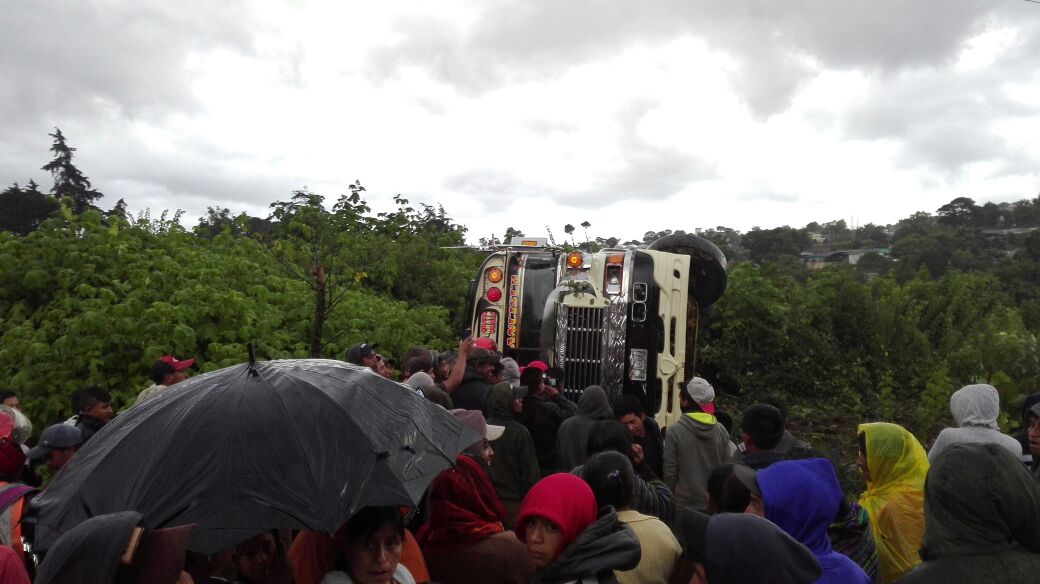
[801,248,890,270]
[801,252,830,270]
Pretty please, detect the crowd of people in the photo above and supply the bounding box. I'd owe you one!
[0,341,1038,583]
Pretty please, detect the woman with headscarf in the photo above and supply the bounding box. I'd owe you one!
[899,443,1040,583]
[515,473,640,583]
[856,422,928,583]
[755,459,871,584]
[415,410,532,584]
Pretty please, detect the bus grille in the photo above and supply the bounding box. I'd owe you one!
[561,306,605,400]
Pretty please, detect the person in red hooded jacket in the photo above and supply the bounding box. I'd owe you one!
[415,410,533,584]
[514,473,640,584]
[0,406,35,575]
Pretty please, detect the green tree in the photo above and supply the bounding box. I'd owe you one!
[936,197,979,228]
[503,227,525,243]
[0,181,59,235]
[564,224,575,245]
[741,226,811,264]
[41,128,102,214]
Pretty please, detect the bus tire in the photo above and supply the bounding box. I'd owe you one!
[647,232,728,308]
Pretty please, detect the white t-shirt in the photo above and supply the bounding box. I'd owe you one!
[320,564,416,584]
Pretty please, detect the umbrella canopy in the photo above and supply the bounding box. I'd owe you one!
[31,359,479,554]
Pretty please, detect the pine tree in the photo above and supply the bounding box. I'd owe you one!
[0,180,60,234]
[41,128,102,214]
[106,198,129,222]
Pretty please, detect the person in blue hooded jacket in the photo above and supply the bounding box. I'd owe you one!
[755,458,871,584]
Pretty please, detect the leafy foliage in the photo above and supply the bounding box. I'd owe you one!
[0,209,455,424]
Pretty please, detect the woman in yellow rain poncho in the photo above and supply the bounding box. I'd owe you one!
[856,422,929,583]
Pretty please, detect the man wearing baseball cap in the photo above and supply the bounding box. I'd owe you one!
[136,355,194,405]
[344,342,379,372]
[663,377,737,513]
[29,423,83,475]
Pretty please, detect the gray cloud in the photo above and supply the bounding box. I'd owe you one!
[443,99,715,209]
[736,190,799,204]
[443,168,550,213]
[368,1,1013,117]
[843,20,1040,175]
[0,1,270,219]
[0,2,258,125]
[561,99,715,204]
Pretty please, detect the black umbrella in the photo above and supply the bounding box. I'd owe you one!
[31,358,478,554]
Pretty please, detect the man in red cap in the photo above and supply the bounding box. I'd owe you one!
[136,355,194,405]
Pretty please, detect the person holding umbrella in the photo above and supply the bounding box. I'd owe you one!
[31,359,482,561]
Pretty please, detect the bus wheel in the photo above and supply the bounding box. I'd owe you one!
[647,232,728,308]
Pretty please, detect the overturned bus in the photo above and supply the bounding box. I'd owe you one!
[466,233,727,428]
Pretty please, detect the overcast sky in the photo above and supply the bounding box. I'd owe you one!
[3,1,1039,242]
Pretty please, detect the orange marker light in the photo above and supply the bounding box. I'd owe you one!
[486,267,504,283]
[566,252,584,268]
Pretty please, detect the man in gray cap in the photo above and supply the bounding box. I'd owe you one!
[664,377,737,512]
[29,424,83,475]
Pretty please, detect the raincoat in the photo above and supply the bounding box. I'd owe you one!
[927,384,1021,463]
[758,459,871,584]
[857,422,928,583]
[555,386,615,472]
[899,443,1040,583]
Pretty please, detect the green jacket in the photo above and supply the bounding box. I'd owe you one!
[486,383,541,501]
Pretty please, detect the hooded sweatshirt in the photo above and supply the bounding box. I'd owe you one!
[516,474,640,584]
[663,412,736,511]
[1014,392,1040,460]
[35,511,154,584]
[928,384,1021,463]
[486,383,541,501]
[704,513,822,584]
[899,443,1040,583]
[453,367,492,411]
[555,387,615,472]
[757,459,871,584]
[535,508,641,584]
[500,358,522,388]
